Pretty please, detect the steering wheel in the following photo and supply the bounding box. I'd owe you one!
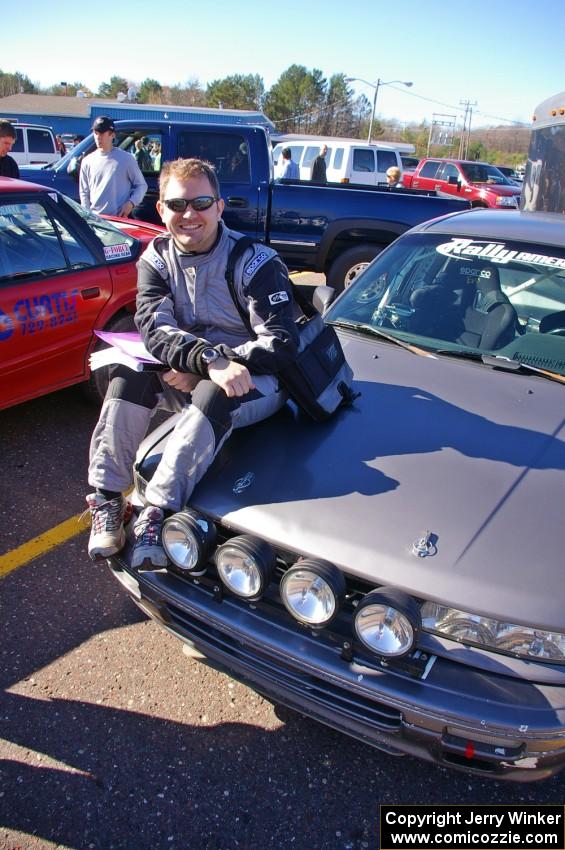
[373,303,414,330]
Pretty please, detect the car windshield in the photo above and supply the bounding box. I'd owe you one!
[326,232,565,377]
[61,194,137,256]
[460,163,511,185]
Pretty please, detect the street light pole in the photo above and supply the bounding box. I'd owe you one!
[367,79,381,143]
[346,76,413,142]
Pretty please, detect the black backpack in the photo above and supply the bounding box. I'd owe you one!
[225,237,356,421]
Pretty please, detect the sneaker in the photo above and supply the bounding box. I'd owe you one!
[86,492,128,559]
[131,506,169,571]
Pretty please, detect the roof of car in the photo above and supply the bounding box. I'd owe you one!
[0,176,50,194]
[423,158,498,167]
[411,209,565,246]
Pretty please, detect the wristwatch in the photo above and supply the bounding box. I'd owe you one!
[201,347,221,366]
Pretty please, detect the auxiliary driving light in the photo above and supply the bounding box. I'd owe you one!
[215,536,276,601]
[354,587,420,657]
[280,560,346,627]
[162,510,217,575]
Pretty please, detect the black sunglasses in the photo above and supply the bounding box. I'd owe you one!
[162,196,218,213]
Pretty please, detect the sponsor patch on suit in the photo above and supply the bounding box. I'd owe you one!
[268,291,290,305]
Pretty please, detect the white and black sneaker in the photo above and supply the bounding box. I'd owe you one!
[131,506,169,571]
[86,493,130,559]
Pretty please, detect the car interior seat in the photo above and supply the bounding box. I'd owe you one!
[408,264,467,341]
[454,263,519,350]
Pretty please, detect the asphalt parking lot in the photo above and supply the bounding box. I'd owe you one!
[1,386,563,850]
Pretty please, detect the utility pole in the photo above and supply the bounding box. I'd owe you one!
[458,99,477,158]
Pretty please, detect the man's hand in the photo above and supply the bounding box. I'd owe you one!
[208,358,255,398]
[118,200,134,218]
[162,370,202,393]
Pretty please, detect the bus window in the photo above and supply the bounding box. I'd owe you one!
[522,91,565,213]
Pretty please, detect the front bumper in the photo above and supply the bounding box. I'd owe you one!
[109,556,565,782]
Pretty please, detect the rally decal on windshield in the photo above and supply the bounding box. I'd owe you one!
[436,238,565,269]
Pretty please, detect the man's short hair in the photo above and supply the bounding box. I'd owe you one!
[159,158,220,200]
[282,147,291,159]
[0,121,17,139]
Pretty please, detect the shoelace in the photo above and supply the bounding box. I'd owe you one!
[89,498,123,533]
[134,511,163,547]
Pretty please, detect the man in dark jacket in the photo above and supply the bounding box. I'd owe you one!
[0,122,20,179]
[310,144,328,183]
[86,157,299,569]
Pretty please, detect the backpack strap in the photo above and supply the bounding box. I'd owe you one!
[224,237,316,340]
[225,236,257,338]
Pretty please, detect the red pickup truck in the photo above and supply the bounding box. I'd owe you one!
[403,158,521,208]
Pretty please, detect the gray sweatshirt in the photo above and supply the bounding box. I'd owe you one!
[79,148,147,215]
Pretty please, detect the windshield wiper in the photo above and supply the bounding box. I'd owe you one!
[482,354,565,385]
[329,320,435,357]
[435,348,483,361]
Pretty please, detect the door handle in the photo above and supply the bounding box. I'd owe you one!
[226,196,249,208]
[81,287,100,300]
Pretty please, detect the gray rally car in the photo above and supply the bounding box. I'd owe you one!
[108,208,565,782]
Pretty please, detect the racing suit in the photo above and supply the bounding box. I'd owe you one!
[88,223,299,511]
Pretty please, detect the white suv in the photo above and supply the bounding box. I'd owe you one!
[9,123,59,167]
[273,139,403,186]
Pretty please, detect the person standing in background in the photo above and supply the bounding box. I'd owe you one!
[79,116,147,217]
[280,147,300,180]
[55,134,67,157]
[0,122,19,179]
[310,144,328,183]
[386,166,402,187]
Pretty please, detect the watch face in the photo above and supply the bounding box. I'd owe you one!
[202,348,219,363]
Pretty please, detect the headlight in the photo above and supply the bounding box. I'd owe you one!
[280,560,345,627]
[215,536,275,601]
[354,588,420,657]
[496,195,518,207]
[162,510,216,576]
[421,602,565,662]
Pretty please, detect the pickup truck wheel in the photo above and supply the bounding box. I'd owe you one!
[82,313,137,405]
[327,245,382,294]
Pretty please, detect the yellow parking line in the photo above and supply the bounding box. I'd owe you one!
[0,513,90,579]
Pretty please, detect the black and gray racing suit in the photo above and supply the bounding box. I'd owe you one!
[88,223,299,511]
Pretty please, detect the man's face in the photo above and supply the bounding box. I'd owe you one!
[321,145,328,158]
[94,130,114,153]
[0,135,15,157]
[157,174,225,254]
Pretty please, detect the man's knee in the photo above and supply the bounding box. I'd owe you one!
[190,380,237,439]
[106,367,162,408]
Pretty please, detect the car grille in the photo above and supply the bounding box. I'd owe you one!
[164,596,402,731]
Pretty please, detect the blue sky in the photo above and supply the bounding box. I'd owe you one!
[4,0,564,128]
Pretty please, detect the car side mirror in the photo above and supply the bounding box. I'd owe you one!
[67,155,81,179]
[312,285,336,315]
[447,176,459,186]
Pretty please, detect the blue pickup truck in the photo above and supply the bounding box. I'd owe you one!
[21,120,470,290]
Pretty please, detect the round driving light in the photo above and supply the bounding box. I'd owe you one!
[215,536,275,600]
[280,560,346,627]
[354,588,421,657]
[162,510,216,575]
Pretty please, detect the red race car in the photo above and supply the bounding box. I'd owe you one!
[0,176,164,409]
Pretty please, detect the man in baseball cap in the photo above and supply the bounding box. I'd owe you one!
[79,115,147,216]
[92,116,116,133]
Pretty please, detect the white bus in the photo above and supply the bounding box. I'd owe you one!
[521,91,565,213]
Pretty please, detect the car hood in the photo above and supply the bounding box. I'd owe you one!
[140,332,565,630]
[470,182,521,197]
[105,216,164,246]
